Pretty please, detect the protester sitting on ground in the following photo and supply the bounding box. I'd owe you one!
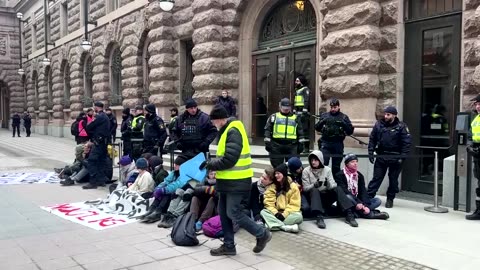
[335,154,389,220]
[190,170,218,231]
[157,184,196,228]
[302,150,358,229]
[148,155,168,186]
[127,158,155,198]
[139,155,189,223]
[118,155,137,186]
[249,166,274,224]
[261,164,303,233]
[55,143,88,177]
[59,142,93,186]
[287,157,310,215]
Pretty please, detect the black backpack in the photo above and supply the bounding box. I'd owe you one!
[71,120,79,136]
[170,213,199,246]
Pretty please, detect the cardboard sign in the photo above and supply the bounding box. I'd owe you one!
[41,202,137,230]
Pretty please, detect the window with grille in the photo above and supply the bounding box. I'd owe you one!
[60,2,68,37]
[406,0,462,20]
[180,40,194,103]
[142,38,151,102]
[110,47,122,106]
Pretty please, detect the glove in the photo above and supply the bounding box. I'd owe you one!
[176,142,183,150]
[182,188,194,201]
[369,154,375,164]
[323,180,328,187]
[175,189,185,196]
[275,213,285,221]
[198,142,208,152]
[314,181,322,188]
[265,142,272,152]
[153,188,166,198]
[199,161,208,170]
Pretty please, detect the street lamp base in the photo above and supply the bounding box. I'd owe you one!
[424,206,449,213]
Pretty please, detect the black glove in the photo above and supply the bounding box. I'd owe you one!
[199,142,208,152]
[369,154,375,164]
[182,193,193,202]
[265,142,272,152]
[314,181,322,188]
[297,143,304,154]
[275,213,285,221]
[199,161,208,170]
[176,142,184,150]
[324,179,328,187]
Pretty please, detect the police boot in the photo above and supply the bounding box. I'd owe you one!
[370,210,390,220]
[466,201,480,220]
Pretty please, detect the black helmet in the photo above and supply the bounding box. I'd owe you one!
[330,98,340,106]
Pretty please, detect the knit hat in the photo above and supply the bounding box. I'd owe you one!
[274,164,288,178]
[185,98,198,108]
[287,157,302,172]
[174,155,189,165]
[209,105,229,120]
[344,153,358,165]
[135,105,143,111]
[94,101,104,108]
[135,158,148,169]
[148,156,163,170]
[118,155,132,166]
[384,106,398,115]
[145,104,156,114]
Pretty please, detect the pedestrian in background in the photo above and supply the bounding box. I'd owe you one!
[11,112,21,137]
[23,112,31,137]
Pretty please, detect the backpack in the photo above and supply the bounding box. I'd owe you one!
[71,120,79,136]
[170,212,199,246]
[202,215,240,238]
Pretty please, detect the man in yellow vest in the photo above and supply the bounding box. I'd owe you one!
[467,95,480,220]
[264,98,305,168]
[294,75,310,152]
[199,105,272,256]
[130,105,145,160]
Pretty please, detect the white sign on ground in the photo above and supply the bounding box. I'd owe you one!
[0,172,61,185]
[41,202,138,230]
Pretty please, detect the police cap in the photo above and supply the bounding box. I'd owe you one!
[135,105,144,111]
[280,98,291,107]
[94,101,104,108]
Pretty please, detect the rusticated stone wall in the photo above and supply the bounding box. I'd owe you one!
[466,0,480,109]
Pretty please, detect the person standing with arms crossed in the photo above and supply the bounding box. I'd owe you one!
[199,105,272,256]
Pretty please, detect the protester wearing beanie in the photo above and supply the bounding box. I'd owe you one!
[128,158,155,195]
[261,163,303,233]
[119,155,136,186]
[170,98,217,157]
[333,154,389,220]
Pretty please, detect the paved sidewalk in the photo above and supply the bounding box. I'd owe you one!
[0,129,478,270]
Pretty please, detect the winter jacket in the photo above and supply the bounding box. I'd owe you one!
[171,109,217,153]
[11,114,21,126]
[263,178,301,218]
[216,96,236,117]
[120,162,137,185]
[334,171,370,205]
[368,117,411,157]
[157,171,202,194]
[121,114,133,140]
[315,111,354,143]
[143,113,167,147]
[128,171,155,193]
[302,150,337,192]
[207,118,251,193]
[23,115,32,127]
[78,118,88,138]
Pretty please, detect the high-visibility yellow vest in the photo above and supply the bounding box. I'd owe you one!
[472,115,480,143]
[273,113,297,140]
[132,115,145,132]
[215,120,254,180]
[431,113,449,133]
[294,87,306,107]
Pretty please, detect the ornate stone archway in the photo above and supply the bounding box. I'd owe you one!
[0,82,10,128]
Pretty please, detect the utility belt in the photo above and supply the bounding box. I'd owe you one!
[272,138,298,145]
[92,136,108,145]
[376,149,401,155]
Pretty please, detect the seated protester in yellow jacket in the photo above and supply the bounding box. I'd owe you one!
[261,164,303,233]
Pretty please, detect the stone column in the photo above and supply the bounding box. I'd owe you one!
[466,0,480,109]
[37,67,49,134]
[91,30,111,106]
[69,49,86,119]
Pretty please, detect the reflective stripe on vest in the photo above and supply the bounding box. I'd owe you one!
[294,87,305,107]
[472,115,480,143]
[216,120,254,180]
[132,115,145,132]
[273,113,297,140]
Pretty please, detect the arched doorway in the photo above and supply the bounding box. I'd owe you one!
[251,0,317,143]
[0,82,10,128]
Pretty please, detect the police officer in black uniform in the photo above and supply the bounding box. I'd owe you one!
[131,105,146,160]
[120,108,133,156]
[142,104,167,156]
[264,98,305,168]
[171,98,217,158]
[315,98,354,175]
[105,108,117,144]
[367,106,411,208]
[84,101,111,189]
[294,75,310,153]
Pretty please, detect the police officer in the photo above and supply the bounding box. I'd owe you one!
[294,75,310,152]
[23,112,32,137]
[264,98,305,168]
[105,108,117,144]
[315,98,354,175]
[11,112,21,137]
[131,105,146,160]
[120,108,133,156]
[466,95,480,220]
[168,107,178,139]
[142,104,167,156]
[171,98,217,158]
[84,101,111,189]
[367,106,411,208]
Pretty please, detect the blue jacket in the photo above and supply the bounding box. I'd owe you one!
[155,171,202,194]
[368,118,411,157]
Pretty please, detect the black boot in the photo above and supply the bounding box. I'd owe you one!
[60,176,75,186]
[136,208,156,220]
[345,209,358,227]
[385,199,394,208]
[82,183,98,189]
[316,215,326,229]
[371,210,390,220]
[253,229,272,253]
[466,201,480,220]
[143,210,163,223]
[210,244,237,256]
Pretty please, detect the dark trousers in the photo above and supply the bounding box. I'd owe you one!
[296,110,310,151]
[143,140,162,156]
[131,140,143,160]
[320,141,344,176]
[307,187,354,216]
[473,157,480,199]
[218,191,266,249]
[12,125,20,137]
[25,126,31,137]
[87,143,108,186]
[367,157,403,200]
[249,182,264,219]
[77,136,89,145]
[190,196,217,222]
[122,138,132,156]
[269,141,298,168]
[151,195,172,213]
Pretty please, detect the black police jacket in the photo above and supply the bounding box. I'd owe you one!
[85,111,111,140]
[368,118,411,156]
[143,113,167,146]
[12,115,21,126]
[315,111,354,143]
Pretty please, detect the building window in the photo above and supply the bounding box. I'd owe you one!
[22,75,27,110]
[60,2,68,37]
[63,63,71,107]
[31,24,37,51]
[80,0,89,27]
[83,54,93,106]
[33,71,38,110]
[45,15,51,44]
[106,0,121,13]
[110,46,122,105]
[180,40,194,103]
[46,67,53,109]
[142,38,151,102]
[406,0,462,20]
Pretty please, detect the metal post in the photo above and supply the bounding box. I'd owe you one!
[425,151,449,213]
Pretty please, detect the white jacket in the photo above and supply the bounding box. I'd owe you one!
[302,150,337,192]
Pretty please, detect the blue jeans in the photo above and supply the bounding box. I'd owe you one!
[218,192,266,249]
[346,194,381,218]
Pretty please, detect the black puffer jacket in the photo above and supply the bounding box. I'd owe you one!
[208,118,251,193]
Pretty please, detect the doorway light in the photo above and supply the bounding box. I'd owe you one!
[295,1,304,11]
